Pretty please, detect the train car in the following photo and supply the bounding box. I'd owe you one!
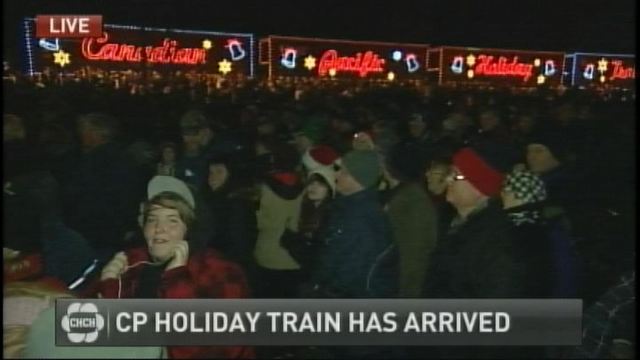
[564,52,635,90]
[258,35,428,82]
[426,46,567,89]
[22,17,254,78]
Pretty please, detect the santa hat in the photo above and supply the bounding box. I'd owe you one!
[302,145,339,171]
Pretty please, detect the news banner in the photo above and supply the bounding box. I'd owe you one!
[56,299,581,346]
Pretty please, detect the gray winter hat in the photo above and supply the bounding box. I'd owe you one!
[340,150,382,189]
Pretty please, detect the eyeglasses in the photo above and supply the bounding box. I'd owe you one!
[447,172,467,182]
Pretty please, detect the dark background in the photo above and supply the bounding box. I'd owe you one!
[3,0,636,69]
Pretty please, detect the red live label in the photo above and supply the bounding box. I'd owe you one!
[35,15,103,38]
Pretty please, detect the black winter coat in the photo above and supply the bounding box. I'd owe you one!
[312,189,397,298]
[423,201,525,299]
[204,186,257,270]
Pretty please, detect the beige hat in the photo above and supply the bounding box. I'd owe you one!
[147,176,195,209]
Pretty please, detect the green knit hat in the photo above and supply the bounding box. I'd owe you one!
[340,150,381,189]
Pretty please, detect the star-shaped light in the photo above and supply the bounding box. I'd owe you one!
[537,74,546,84]
[328,68,337,77]
[598,58,608,73]
[218,59,232,75]
[53,50,70,67]
[304,55,317,70]
[202,39,213,50]
[466,54,476,67]
[467,69,474,79]
[534,58,541,67]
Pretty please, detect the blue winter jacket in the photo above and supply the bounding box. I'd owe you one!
[313,189,397,298]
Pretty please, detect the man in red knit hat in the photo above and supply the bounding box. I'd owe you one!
[424,144,524,298]
[421,145,525,358]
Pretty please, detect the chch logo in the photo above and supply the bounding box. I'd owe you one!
[61,302,105,343]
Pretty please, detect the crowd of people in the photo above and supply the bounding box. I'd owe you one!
[3,67,635,358]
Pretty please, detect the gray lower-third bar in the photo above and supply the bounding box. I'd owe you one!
[55,299,582,346]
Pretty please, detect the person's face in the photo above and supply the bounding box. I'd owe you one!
[479,112,499,131]
[294,134,312,154]
[208,164,229,191]
[77,122,99,149]
[501,189,525,209]
[306,179,330,202]
[335,166,361,195]
[408,119,426,138]
[182,131,201,154]
[445,167,485,213]
[516,115,534,133]
[352,132,374,151]
[255,142,269,156]
[257,122,275,136]
[144,206,187,262]
[526,144,559,174]
[426,163,450,196]
[162,147,176,163]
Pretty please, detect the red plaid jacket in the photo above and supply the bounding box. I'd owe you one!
[99,247,254,359]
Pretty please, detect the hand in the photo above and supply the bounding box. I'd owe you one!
[100,252,128,281]
[165,240,189,271]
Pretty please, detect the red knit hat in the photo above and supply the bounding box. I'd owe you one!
[452,147,505,197]
[302,145,339,171]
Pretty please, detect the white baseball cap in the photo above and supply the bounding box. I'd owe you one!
[147,176,195,209]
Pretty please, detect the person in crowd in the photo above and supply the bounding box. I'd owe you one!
[175,110,214,187]
[382,144,438,298]
[203,154,258,271]
[60,113,144,263]
[4,278,74,358]
[281,166,335,283]
[423,144,523,299]
[398,112,438,161]
[310,149,397,298]
[421,145,525,359]
[351,130,377,151]
[156,141,178,176]
[175,109,241,187]
[501,170,553,298]
[527,128,585,294]
[526,129,576,210]
[252,144,305,298]
[3,114,48,260]
[98,175,253,359]
[292,115,327,155]
[370,117,400,157]
[565,271,635,359]
[424,150,457,236]
[510,110,539,152]
[325,113,357,154]
[470,107,512,145]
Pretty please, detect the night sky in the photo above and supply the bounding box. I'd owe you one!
[3,0,636,66]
